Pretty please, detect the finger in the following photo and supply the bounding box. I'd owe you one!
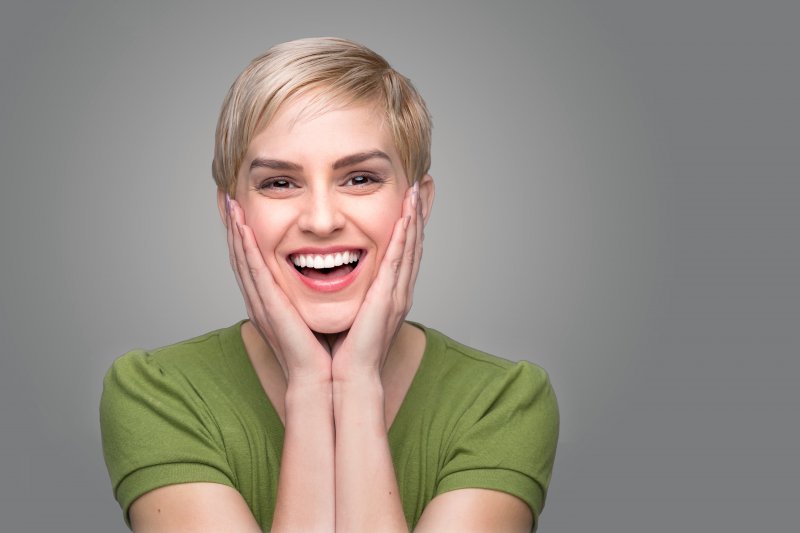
[408,181,425,300]
[367,210,409,300]
[395,183,418,303]
[230,199,268,326]
[238,221,286,312]
[226,196,255,320]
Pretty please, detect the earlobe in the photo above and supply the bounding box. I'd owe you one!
[418,174,435,225]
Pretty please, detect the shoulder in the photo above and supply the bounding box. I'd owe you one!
[100,322,251,450]
[101,323,242,396]
[419,325,555,403]
[413,323,559,457]
[99,322,244,438]
[105,324,234,371]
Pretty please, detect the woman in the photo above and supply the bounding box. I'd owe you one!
[101,37,558,532]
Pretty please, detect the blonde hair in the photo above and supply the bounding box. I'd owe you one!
[212,37,432,194]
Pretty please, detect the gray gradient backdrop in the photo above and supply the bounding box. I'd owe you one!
[1,1,797,531]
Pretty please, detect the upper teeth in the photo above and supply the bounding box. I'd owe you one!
[291,251,361,269]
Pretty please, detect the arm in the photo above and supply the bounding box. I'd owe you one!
[230,198,336,532]
[414,489,533,533]
[333,373,407,532]
[330,183,422,532]
[271,377,335,532]
[129,483,261,532]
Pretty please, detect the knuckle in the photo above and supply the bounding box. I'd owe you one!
[391,258,403,274]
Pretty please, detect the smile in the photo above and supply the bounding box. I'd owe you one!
[288,249,364,292]
[291,250,361,270]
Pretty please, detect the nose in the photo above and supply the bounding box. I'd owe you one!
[297,188,345,236]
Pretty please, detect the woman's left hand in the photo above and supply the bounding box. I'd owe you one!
[330,181,423,381]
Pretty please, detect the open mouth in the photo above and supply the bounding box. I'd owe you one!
[290,250,362,280]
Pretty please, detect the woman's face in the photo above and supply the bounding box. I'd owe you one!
[231,96,410,334]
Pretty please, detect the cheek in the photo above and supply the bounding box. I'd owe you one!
[241,205,291,261]
[359,197,405,253]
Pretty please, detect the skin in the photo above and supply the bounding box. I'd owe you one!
[128,96,533,532]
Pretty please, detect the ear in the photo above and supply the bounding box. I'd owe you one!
[216,188,229,228]
[418,174,435,226]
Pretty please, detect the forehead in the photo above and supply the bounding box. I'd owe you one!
[245,94,394,159]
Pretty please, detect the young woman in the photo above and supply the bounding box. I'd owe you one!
[101,37,558,532]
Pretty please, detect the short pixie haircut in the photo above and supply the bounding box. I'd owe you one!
[212,37,432,194]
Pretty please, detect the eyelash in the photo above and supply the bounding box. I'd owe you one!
[344,173,385,187]
[257,177,295,190]
[256,173,386,191]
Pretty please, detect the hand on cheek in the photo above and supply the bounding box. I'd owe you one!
[330,182,423,380]
[226,196,332,382]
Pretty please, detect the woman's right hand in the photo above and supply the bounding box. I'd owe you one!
[226,195,332,383]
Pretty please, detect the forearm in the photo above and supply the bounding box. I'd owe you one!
[271,377,335,533]
[333,373,408,533]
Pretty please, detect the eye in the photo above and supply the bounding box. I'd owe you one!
[344,173,384,187]
[257,177,297,190]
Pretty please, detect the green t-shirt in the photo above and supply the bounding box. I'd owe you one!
[100,321,558,530]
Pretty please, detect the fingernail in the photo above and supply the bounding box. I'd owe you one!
[225,193,231,216]
[411,181,419,208]
[403,215,411,229]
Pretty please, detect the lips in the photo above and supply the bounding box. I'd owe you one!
[287,248,364,292]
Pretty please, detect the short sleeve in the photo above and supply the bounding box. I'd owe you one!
[435,362,559,529]
[99,350,235,527]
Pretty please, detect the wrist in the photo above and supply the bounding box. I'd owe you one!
[285,376,332,409]
[285,364,332,386]
[331,363,382,383]
[332,374,386,431]
[331,354,384,385]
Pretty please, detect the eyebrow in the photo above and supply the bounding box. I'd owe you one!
[249,158,303,172]
[248,150,392,174]
[332,150,392,169]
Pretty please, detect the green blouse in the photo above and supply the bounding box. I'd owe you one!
[100,321,558,530]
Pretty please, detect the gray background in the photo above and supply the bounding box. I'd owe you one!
[1,0,797,531]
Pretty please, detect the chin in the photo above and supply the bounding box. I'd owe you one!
[299,302,358,335]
